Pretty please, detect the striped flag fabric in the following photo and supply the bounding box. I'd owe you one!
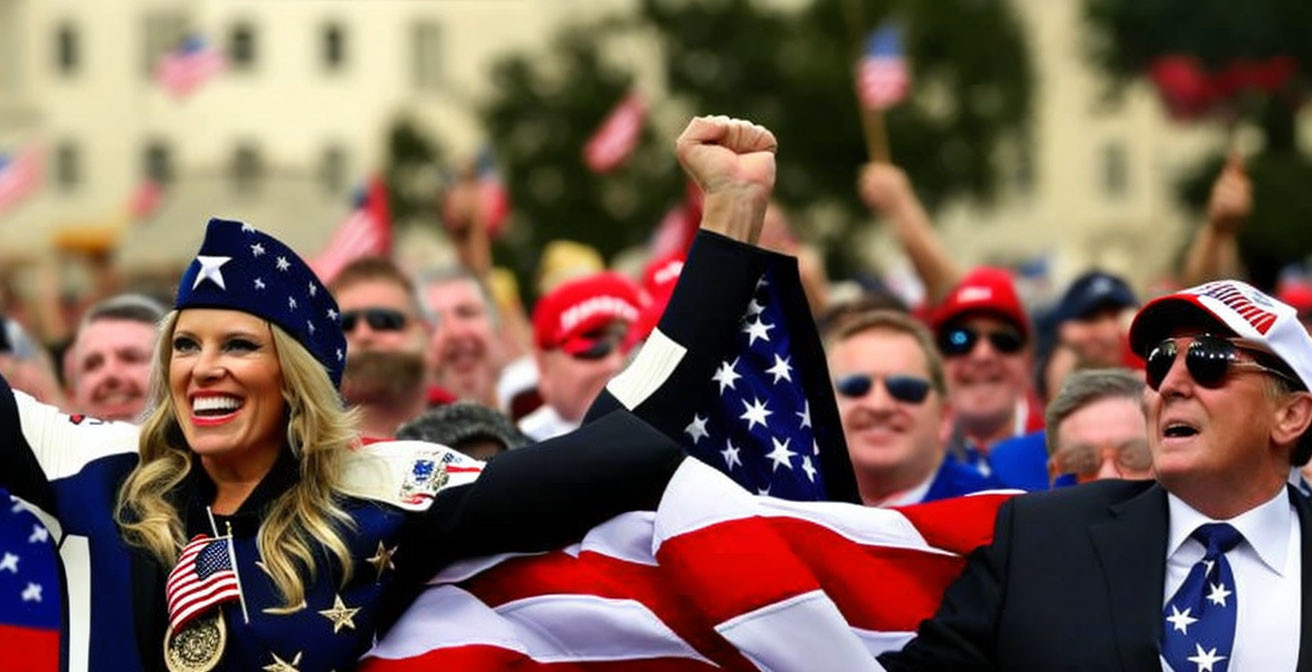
[0,146,42,214]
[0,491,59,672]
[856,23,910,110]
[165,534,241,632]
[154,34,226,99]
[128,179,163,220]
[583,93,646,173]
[310,175,391,283]
[361,459,1012,671]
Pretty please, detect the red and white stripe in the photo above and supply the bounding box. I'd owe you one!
[155,46,225,100]
[165,536,239,633]
[0,147,42,214]
[361,459,1012,671]
[583,93,647,173]
[311,177,391,284]
[858,59,909,110]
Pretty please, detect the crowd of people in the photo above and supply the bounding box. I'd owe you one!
[2,114,1312,671]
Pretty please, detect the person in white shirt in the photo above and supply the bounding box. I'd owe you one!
[880,279,1312,671]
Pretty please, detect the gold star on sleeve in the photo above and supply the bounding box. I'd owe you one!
[367,541,397,582]
[318,594,361,634]
[262,651,302,672]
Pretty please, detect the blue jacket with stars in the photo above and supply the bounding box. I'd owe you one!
[0,382,684,672]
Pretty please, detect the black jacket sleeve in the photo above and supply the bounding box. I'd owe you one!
[399,409,685,583]
[876,498,1014,671]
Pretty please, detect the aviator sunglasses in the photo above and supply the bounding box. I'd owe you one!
[340,308,408,333]
[1144,334,1302,391]
[835,373,933,404]
[937,325,1025,357]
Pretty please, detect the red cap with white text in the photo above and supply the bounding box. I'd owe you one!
[533,272,643,355]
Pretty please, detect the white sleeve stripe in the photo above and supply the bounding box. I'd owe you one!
[13,390,141,480]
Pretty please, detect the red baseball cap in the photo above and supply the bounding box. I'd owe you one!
[533,272,643,355]
[931,267,1030,338]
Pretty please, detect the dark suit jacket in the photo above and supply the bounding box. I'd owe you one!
[878,479,1312,672]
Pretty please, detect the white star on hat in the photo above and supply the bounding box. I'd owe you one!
[192,256,232,290]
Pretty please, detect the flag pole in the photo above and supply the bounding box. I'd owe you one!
[841,0,892,163]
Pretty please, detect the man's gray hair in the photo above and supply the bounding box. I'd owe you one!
[1044,369,1145,456]
[78,293,167,333]
[415,267,499,326]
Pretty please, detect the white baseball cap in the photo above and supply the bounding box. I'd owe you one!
[1129,279,1312,391]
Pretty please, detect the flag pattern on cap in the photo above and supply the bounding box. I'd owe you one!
[176,218,348,387]
[1129,279,1312,392]
[166,535,240,633]
[678,269,832,500]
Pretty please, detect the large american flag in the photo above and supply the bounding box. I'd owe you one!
[310,175,392,284]
[0,146,42,214]
[857,23,910,110]
[165,534,241,632]
[154,35,226,99]
[583,93,646,173]
[0,491,59,672]
[361,460,1011,670]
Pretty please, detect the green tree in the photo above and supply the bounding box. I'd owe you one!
[1084,0,1312,287]
[479,0,1034,288]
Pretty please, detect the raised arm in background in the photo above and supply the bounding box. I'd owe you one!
[1181,153,1249,287]
[859,162,963,305]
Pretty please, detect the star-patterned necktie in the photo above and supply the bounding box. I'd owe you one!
[1162,523,1243,672]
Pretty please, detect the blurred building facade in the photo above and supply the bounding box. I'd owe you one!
[0,0,1262,300]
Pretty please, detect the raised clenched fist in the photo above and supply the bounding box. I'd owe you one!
[675,116,777,203]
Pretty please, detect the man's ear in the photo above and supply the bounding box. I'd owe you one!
[1273,392,1312,449]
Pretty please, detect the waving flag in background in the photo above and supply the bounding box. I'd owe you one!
[583,93,647,173]
[0,491,59,672]
[311,175,392,284]
[362,460,1011,671]
[155,34,226,99]
[0,146,42,215]
[857,23,911,110]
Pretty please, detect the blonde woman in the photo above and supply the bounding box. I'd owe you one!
[0,115,782,672]
[0,217,685,672]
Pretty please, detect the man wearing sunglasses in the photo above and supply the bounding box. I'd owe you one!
[826,310,1000,506]
[330,256,433,438]
[931,268,1045,482]
[520,272,643,441]
[880,279,1312,671]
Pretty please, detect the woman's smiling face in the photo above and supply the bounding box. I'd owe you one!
[168,309,286,463]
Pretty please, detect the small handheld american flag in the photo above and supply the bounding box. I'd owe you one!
[857,23,910,110]
[165,534,242,633]
[0,146,42,215]
[154,34,226,99]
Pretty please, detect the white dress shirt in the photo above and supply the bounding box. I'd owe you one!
[517,404,579,442]
[1161,487,1301,671]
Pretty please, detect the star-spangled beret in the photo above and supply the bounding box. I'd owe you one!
[175,218,347,387]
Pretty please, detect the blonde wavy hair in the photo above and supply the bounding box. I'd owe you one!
[115,311,360,610]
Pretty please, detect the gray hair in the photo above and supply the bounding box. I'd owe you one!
[415,267,500,327]
[1044,369,1145,455]
[78,293,167,334]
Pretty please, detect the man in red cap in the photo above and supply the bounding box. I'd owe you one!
[881,278,1312,670]
[520,272,644,441]
[931,267,1043,478]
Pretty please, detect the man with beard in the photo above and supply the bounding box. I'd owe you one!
[520,272,643,441]
[827,309,1000,505]
[67,294,164,421]
[330,257,431,438]
[932,268,1045,479]
[419,268,504,409]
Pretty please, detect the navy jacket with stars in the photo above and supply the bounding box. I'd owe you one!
[0,386,683,672]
